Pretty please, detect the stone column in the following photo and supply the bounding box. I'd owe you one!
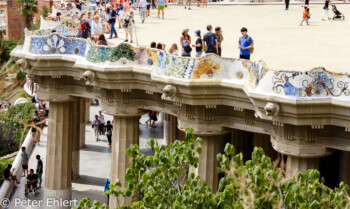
[193,134,221,192]
[285,156,319,178]
[85,99,90,124]
[44,100,73,208]
[342,151,350,185]
[79,98,86,148]
[169,115,177,144]
[110,115,140,207]
[252,133,278,162]
[164,114,170,146]
[70,98,81,180]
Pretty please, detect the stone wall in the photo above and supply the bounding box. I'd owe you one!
[0,0,25,40]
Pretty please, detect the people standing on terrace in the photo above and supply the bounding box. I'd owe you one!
[215,27,223,56]
[137,0,147,23]
[124,11,134,43]
[157,0,165,19]
[192,30,203,57]
[238,27,254,60]
[109,5,119,39]
[203,25,218,55]
[180,29,192,57]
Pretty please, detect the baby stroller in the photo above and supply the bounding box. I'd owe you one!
[332,5,345,20]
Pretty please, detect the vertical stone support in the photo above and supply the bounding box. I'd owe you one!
[110,115,140,207]
[79,98,86,148]
[193,134,221,192]
[44,100,73,207]
[70,98,81,180]
[231,129,253,162]
[286,156,319,178]
[341,151,350,185]
[169,115,177,144]
[85,99,90,124]
[252,133,278,162]
[164,114,170,146]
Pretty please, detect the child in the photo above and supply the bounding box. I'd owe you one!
[300,7,310,26]
[118,6,125,28]
[169,43,179,56]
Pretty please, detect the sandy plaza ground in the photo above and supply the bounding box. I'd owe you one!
[132,4,350,73]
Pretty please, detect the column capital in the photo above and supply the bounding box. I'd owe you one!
[101,100,147,117]
[37,89,74,102]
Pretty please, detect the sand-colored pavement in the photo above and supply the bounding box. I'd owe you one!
[133,4,350,73]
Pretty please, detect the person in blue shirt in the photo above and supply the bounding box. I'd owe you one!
[238,27,254,60]
[109,5,118,39]
[104,178,111,205]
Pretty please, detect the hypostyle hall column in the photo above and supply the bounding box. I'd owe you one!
[44,100,73,208]
[192,134,221,192]
[164,114,170,146]
[85,99,90,124]
[70,98,81,179]
[110,115,140,207]
[169,115,178,144]
[342,151,350,185]
[286,156,319,178]
[79,98,87,148]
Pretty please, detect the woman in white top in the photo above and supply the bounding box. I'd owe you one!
[91,15,103,37]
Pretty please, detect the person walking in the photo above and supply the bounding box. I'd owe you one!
[180,29,192,57]
[36,155,43,188]
[92,115,101,141]
[157,0,165,19]
[105,178,111,205]
[300,6,310,25]
[192,30,203,57]
[285,0,289,10]
[203,25,218,55]
[202,0,207,7]
[184,0,191,10]
[21,147,29,177]
[215,27,223,56]
[238,27,254,60]
[109,5,118,39]
[137,0,147,23]
[98,111,105,135]
[322,0,331,21]
[106,121,113,147]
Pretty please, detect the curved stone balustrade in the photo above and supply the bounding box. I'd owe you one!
[14,31,350,103]
[40,15,80,30]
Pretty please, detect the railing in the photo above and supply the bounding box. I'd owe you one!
[12,29,350,102]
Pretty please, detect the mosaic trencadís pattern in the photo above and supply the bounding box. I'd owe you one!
[86,42,135,63]
[270,68,350,98]
[30,34,86,57]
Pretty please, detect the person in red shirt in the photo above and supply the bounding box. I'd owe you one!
[300,7,310,26]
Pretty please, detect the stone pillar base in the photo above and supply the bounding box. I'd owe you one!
[286,156,319,178]
[44,188,75,209]
[164,114,170,146]
[72,150,80,180]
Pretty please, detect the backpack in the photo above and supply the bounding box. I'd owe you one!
[82,21,91,39]
[123,18,130,28]
[240,35,254,54]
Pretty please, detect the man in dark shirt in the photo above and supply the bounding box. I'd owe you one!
[75,0,83,10]
[203,25,217,55]
[109,5,118,39]
[25,169,38,195]
[4,164,20,188]
[36,155,43,188]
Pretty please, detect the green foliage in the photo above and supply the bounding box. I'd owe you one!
[18,89,30,100]
[77,130,350,209]
[0,39,18,64]
[0,102,36,157]
[17,0,39,28]
[40,4,51,18]
[0,158,14,186]
[17,71,26,82]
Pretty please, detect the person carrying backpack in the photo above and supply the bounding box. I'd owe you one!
[238,27,254,60]
[203,25,218,55]
[80,17,91,39]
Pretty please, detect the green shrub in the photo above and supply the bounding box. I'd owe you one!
[17,71,26,82]
[0,158,15,186]
[40,4,51,18]
[0,39,18,63]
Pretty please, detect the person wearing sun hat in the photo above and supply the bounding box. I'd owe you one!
[192,30,203,57]
[180,29,192,57]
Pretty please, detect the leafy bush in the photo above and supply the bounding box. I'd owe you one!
[40,4,51,18]
[0,39,18,64]
[17,71,26,82]
[0,102,36,157]
[77,128,350,209]
[0,158,14,186]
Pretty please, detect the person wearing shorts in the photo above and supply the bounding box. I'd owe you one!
[21,147,29,177]
[157,0,165,19]
[192,30,203,57]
